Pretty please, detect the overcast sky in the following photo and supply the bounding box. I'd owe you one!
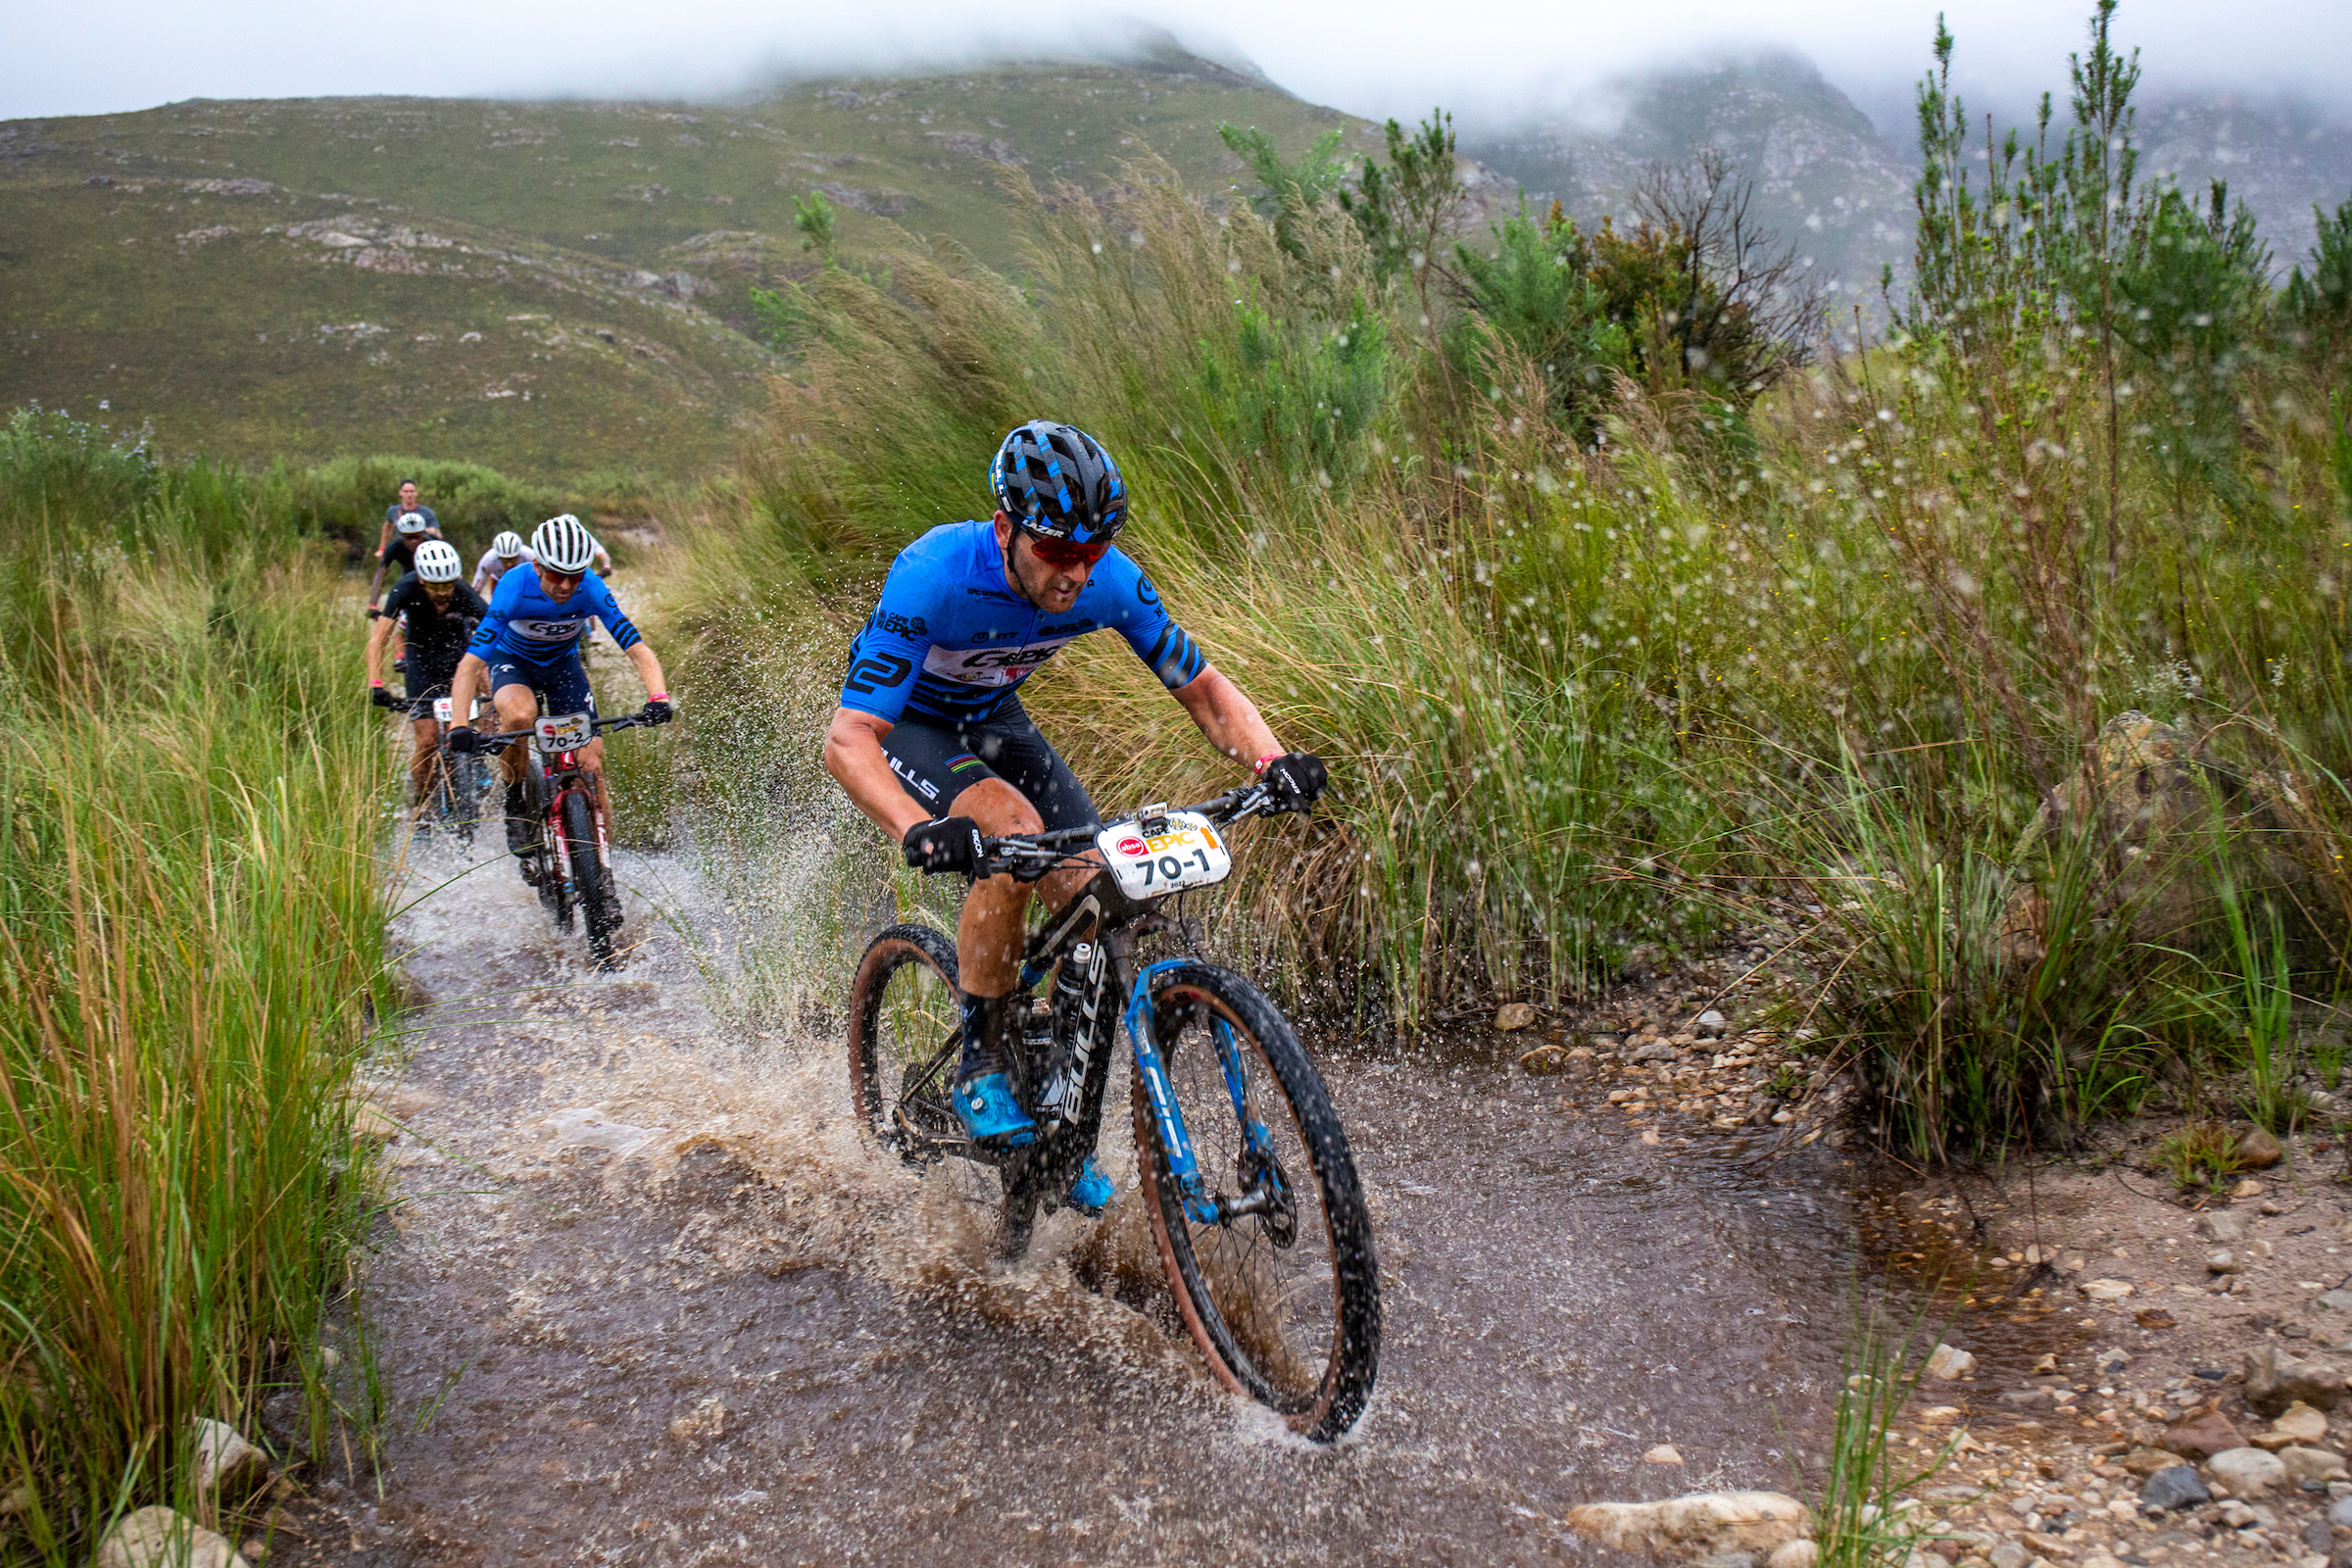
[6,0,2344,130]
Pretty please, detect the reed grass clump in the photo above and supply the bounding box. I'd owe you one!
[0,421,392,1558]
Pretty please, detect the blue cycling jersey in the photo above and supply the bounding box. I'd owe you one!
[840,519,1206,725]
[467,565,642,667]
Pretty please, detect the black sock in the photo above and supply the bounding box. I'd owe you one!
[957,990,1013,1081]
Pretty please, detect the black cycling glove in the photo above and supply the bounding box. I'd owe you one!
[368,685,398,710]
[1261,752,1329,810]
[446,725,482,757]
[640,698,674,725]
[902,815,983,877]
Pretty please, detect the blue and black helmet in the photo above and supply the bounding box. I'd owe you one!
[989,420,1128,546]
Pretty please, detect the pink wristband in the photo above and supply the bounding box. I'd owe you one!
[650,693,669,702]
[1253,753,1282,774]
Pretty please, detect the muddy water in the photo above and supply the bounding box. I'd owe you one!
[278,835,1865,1566]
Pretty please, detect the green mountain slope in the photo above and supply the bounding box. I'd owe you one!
[0,177,779,478]
[0,56,1376,479]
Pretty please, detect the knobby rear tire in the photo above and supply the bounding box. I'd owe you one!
[847,924,961,1150]
[561,789,621,968]
[847,924,1036,1254]
[1133,962,1381,1442]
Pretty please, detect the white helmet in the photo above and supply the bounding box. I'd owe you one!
[395,511,429,535]
[492,529,526,559]
[531,513,597,573]
[414,540,463,583]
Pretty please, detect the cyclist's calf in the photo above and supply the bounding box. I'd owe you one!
[407,714,443,801]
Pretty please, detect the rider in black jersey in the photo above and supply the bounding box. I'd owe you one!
[367,539,487,803]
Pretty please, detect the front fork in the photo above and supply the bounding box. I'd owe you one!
[1124,960,1282,1228]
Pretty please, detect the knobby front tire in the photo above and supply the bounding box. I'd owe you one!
[561,790,621,968]
[1133,962,1381,1442]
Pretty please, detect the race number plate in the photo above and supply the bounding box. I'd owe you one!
[1095,810,1232,902]
[432,697,453,723]
[535,710,593,754]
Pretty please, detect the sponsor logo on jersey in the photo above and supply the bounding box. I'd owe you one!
[514,616,586,640]
[868,609,929,637]
[920,638,1072,686]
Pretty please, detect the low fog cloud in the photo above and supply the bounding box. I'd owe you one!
[6,0,2348,128]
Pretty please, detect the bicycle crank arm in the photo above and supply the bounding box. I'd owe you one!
[1125,961,1219,1226]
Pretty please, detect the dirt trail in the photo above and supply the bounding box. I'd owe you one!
[273,835,1866,1566]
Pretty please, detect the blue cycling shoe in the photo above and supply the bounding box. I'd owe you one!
[953,1071,1036,1150]
[1061,1154,1115,1217]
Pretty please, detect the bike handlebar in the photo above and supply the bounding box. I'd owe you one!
[966,780,1291,884]
[467,711,656,748]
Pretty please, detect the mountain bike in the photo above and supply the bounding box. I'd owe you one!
[476,709,647,969]
[845,782,1381,1441]
[416,693,492,844]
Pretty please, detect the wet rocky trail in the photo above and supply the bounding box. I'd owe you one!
[269,834,1875,1566]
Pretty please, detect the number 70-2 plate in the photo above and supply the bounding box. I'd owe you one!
[1094,810,1233,902]
[535,710,594,752]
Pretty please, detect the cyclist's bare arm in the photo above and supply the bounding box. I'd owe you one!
[824,709,934,841]
[449,653,490,716]
[622,641,667,703]
[1170,664,1282,768]
[365,613,398,687]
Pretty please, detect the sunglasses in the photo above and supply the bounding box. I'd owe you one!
[1026,535,1111,568]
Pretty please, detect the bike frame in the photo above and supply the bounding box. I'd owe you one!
[979,785,1291,1228]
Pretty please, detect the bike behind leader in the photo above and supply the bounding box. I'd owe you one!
[472,707,651,969]
[845,780,1382,1441]
[415,693,492,843]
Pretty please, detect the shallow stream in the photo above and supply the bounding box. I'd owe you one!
[275,830,1869,1565]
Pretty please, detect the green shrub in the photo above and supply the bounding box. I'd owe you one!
[280,455,648,564]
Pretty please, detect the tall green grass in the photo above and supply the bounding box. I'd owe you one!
[0,413,392,1557]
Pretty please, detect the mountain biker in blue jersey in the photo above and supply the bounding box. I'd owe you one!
[822,420,1328,1215]
[444,514,675,863]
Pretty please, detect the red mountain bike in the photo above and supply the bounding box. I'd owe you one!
[477,710,649,969]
